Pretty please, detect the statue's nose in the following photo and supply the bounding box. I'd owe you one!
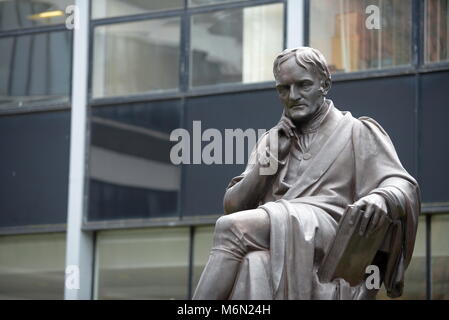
[289,86,301,101]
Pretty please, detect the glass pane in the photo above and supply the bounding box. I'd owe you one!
[377,216,426,300]
[425,0,449,63]
[87,100,181,222]
[93,18,181,98]
[432,214,449,299]
[0,0,73,31]
[0,111,70,228]
[92,0,183,19]
[0,233,66,299]
[193,226,214,289]
[0,31,72,109]
[188,0,247,7]
[310,0,412,73]
[190,3,284,87]
[96,228,189,299]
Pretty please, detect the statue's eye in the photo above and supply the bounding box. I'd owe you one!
[277,85,289,94]
[301,81,313,88]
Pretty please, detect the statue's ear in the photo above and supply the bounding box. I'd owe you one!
[321,79,331,96]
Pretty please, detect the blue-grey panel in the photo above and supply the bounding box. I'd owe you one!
[183,89,282,217]
[0,111,70,227]
[87,99,182,221]
[420,70,449,203]
[329,75,417,178]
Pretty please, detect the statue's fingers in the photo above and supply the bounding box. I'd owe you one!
[359,204,374,236]
[281,116,296,130]
[280,122,294,137]
[352,198,367,210]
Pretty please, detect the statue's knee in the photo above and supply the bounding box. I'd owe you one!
[215,215,238,236]
[213,214,242,246]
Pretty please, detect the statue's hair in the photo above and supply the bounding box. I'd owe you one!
[273,47,331,83]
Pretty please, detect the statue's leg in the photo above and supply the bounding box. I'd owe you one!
[192,208,270,300]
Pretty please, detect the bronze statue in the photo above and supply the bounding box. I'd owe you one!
[193,47,420,300]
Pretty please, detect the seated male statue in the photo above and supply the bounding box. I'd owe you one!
[193,47,420,300]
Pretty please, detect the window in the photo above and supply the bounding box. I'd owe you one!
[0,111,70,228]
[309,0,412,73]
[425,0,449,63]
[87,100,181,222]
[91,1,285,99]
[0,0,73,31]
[0,233,66,299]
[92,0,183,19]
[95,228,189,299]
[0,31,72,109]
[193,226,214,290]
[431,214,449,299]
[190,3,284,87]
[93,18,181,98]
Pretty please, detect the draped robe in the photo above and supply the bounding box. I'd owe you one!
[225,100,421,300]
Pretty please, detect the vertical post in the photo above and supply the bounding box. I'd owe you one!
[287,0,305,48]
[425,214,432,300]
[65,0,93,300]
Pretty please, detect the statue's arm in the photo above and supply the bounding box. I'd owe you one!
[223,132,279,214]
[223,162,276,214]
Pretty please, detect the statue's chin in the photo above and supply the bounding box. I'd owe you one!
[289,110,312,125]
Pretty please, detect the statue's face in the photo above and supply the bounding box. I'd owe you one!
[275,57,328,124]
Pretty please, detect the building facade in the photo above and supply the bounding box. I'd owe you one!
[0,0,448,299]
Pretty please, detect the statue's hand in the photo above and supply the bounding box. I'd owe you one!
[273,118,295,160]
[352,193,389,237]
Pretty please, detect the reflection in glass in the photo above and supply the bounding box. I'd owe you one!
[190,3,284,87]
[92,0,183,19]
[188,0,246,7]
[425,0,449,63]
[432,214,449,299]
[0,0,73,31]
[193,226,214,290]
[310,0,412,73]
[0,233,66,299]
[93,18,181,98]
[88,101,181,221]
[96,228,189,299]
[0,31,72,109]
[377,216,426,300]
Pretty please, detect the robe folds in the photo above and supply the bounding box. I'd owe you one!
[225,100,421,300]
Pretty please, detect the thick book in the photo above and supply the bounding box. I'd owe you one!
[318,205,391,286]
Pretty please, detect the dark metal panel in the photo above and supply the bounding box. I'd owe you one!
[0,111,70,227]
[420,70,449,203]
[182,89,281,217]
[329,75,418,178]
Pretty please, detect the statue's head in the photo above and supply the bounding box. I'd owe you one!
[273,47,331,124]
